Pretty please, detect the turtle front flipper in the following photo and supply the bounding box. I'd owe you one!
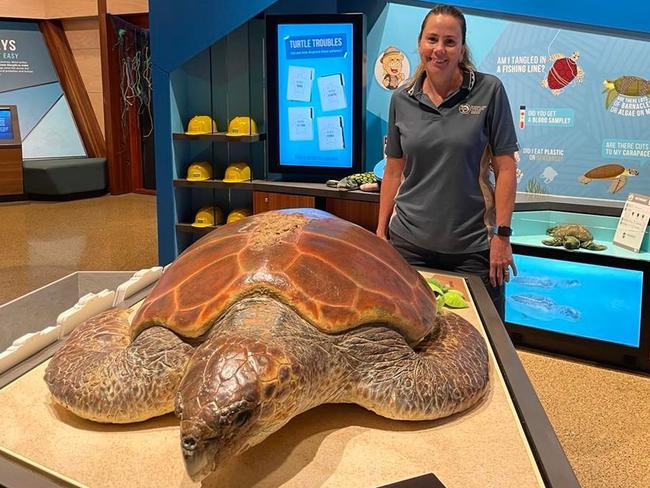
[609,175,627,193]
[542,238,561,246]
[581,240,607,251]
[341,313,488,421]
[605,87,618,110]
[44,309,194,423]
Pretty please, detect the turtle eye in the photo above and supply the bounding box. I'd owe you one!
[233,410,251,427]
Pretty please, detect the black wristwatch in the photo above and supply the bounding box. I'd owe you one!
[493,225,513,237]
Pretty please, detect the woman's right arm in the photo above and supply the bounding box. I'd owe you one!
[376,156,405,239]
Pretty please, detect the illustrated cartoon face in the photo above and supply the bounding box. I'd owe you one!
[382,53,403,75]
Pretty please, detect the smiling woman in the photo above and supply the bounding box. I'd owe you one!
[377,4,520,318]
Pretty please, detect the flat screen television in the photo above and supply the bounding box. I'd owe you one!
[0,106,20,145]
[266,14,365,180]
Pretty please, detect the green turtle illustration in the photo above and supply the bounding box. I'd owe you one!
[326,171,379,191]
[542,224,607,251]
[578,163,639,193]
[603,76,650,110]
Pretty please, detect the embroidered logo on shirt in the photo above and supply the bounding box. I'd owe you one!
[459,104,487,115]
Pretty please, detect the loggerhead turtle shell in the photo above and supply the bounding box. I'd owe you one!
[583,164,625,179]
[132,209,436,345]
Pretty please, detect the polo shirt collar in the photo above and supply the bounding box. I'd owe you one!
[407,67,476,98]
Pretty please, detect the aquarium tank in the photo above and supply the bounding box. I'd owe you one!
[506,254,643,347]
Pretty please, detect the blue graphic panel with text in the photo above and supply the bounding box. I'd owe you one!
[277,23,353,168]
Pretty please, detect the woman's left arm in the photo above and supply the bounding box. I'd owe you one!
[490,153,518,287]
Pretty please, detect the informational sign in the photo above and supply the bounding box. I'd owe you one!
[0,108,13,140]
[276,22,354,168]
[613,193,650,252]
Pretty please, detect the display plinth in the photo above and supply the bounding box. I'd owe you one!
[0,271,577,488]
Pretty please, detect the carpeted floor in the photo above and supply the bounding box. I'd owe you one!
[1,193,648,488]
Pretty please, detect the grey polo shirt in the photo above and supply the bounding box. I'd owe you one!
[386,69,518,253]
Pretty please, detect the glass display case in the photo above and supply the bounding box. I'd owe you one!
[507,209,650,372]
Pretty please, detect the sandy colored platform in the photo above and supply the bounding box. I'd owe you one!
[0,273,544,488]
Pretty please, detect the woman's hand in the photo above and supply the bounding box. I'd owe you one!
[489,235,517,287]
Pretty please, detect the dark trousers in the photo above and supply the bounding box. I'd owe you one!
[389,232,505,319]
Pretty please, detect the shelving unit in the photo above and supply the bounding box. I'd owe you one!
[169,17,266,256]
[172,132,266,143]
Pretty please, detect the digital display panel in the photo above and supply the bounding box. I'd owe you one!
[0,109,14,141]
[506,254,643,347]
[267,14,364,179]
[278,22,353,168]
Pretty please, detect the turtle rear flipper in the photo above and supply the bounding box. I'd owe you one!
[542,238,560,246]
[609,175,627,193]
[582,240,607,251]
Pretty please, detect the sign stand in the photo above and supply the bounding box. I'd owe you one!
[613,193,650,253]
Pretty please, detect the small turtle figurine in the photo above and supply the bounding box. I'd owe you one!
[579,163,639,193]
[326,171,379,191]
[45,209,489,481]
[542,51,584,95]
[603,76,650,110]
[542,224,607,251]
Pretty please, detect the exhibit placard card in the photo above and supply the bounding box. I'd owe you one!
[277,22,354,168]
[613,193,650,253]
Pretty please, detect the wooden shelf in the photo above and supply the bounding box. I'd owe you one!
[173,132,265,142]
[175,223,221,235]
[173,179,255,190]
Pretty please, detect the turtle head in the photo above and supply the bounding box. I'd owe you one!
[176,336,296,481]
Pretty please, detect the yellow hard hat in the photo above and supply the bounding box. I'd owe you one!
[186,161,213,181]
[226,208,252,224]
[226,116,257,136]
[223,162,251,183]
[191,206,224,228]
[185,115,217,135]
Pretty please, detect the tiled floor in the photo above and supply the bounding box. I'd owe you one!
[1,193,648,488]
[0,194,158,305]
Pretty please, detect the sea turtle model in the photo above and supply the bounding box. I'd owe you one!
[326,171,379,191]
[45,209,489,481]
[542,51,584,95]
[579,163,639,193]
[603,76,650,110]
[542,223,607,251]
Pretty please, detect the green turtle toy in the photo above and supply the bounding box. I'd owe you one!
[542,224,607,251]
[326,172,379,191]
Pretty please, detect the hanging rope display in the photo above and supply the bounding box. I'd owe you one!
[111,15,153,138]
